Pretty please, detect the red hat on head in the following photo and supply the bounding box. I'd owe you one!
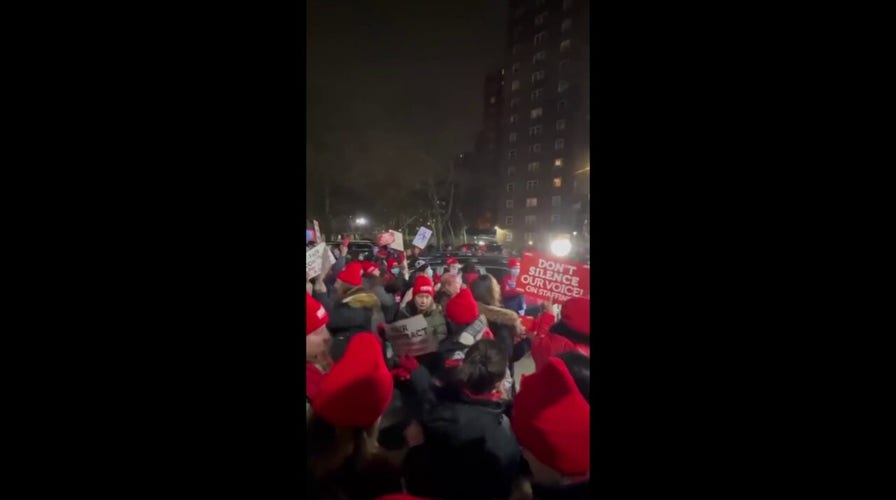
[512,357,590,476]
[560,297,590,335]
[306,292,329,335]
[337,261,363,287]
[445,288,479,325]
[446,257,459,266]
[412,275,434,296]
[361,261,378,275]
[508,258,520,268]
[387,258,398,269]
[311,333,394,428]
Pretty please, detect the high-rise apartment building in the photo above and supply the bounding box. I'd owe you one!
[497,0,589,249]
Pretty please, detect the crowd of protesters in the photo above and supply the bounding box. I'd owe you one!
[305,239,591,500]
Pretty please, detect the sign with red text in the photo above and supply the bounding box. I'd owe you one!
[514,252,589,303]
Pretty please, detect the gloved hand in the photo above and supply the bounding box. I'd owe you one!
[389,354,419,381]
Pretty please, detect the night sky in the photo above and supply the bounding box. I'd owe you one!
[307,0,507,212]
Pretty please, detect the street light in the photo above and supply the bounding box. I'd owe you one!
[355,217,367,226]
[550,238,572,257]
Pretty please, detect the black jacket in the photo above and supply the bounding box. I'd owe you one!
[402,365,520,500]
[363,275,399,323]
[313,287,383,362]
[478,302,531,366]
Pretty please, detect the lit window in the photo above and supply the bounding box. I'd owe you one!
[529,125,542,136]
[556,119,566,131]
[558,80,569,92]
[529,143,542,153]
[525,215,536,226]
[511,80,520,91]
[512,62,520,74]
[552,195,562,207]
[526,180,539,190]
[558,99,567,111]
[533,51,547,63]
[506,199,514,208]
[507,166,516,176]
[534,32,546,45]
[509,132,518,143]
[510,114,518,124]
[505,231,513,242]
[531,88,543,101]
[506,183,514,193]
[531,107,543,119]
[531,70,545,82]
[526,197,538,208]
[562,19,572,31]
[527,162,540,172]
[553,177,562,187]
[509,149,517,159]
[554,158,564,167]
[555,138,565,150]
[535,13,548,25]
[560,40,572,52]
[505,216,514,226]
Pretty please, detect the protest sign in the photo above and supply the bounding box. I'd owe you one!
[376,232,394,247]
[383,314,437,357]
[514,251,590,303]
[412,227,433,249]
[313,220,322,243]
[305,242,327,278]
[388,230,404,251]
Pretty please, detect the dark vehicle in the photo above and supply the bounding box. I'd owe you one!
[328,240,378,261]
[421,254,511,283]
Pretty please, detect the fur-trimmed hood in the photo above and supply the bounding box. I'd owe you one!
[341,288,381,309]
[477,302,523,331]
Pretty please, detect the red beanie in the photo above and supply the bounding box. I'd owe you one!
[361,261,378,275]
[306,292,329,335]
[446,257,459,266]
[508,258,520,268]
[512,357,589,476]
[387,258,398,269]
[311,333,394,428]
[445,288,479,325]
[337,261,363,287]
[560,297,590,335]
[412,275,434,296]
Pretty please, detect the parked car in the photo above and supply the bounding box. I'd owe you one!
[421,255,511,283]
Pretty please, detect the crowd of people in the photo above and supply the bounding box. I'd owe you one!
[305,240,591,500]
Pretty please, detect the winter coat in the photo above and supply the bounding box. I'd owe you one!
[401,365,521,500]
[477,302,530,366]
[499,274,525,313]
[397,302,448,344]
[363,275,399,323]
[306,362,326,404]
[313,287,384,362]
[530,313,590,371]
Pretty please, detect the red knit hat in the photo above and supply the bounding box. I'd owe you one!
[306,292,328,335]
[446,257,459,266]
[337,261,363,287]
[512,357,589,476]
[311,333,394,428]
[387,258,398,269]
[361,261,378,275]
[445,288,479,324]
[412,275,434,297]
[508,258,520,268]
[560,297,590,335]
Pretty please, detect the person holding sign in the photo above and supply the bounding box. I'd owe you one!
[500,258,526,315]
[529,297,591,371]
[395,275,448,374]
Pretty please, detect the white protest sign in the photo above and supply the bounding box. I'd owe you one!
[384,314,437,357]
[412,227,433,249]
[324,246,336,266]
[305,242,327,278]
[388,230,404,251]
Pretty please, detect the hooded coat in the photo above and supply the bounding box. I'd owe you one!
[400,364,521,500]
[313,286,384,362]
[530,316,590,371]
[363,275,399,324]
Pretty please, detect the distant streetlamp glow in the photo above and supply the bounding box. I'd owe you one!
[355,217,367,226]
[551,238,572,257]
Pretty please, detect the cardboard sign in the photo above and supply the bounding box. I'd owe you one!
[305,242,328,278]
[412,227,433,249]
[313,220,322,243]
[514,251,590,303]
[389,230,404,251]
[377,232,395,247]
[383,314,437,357]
